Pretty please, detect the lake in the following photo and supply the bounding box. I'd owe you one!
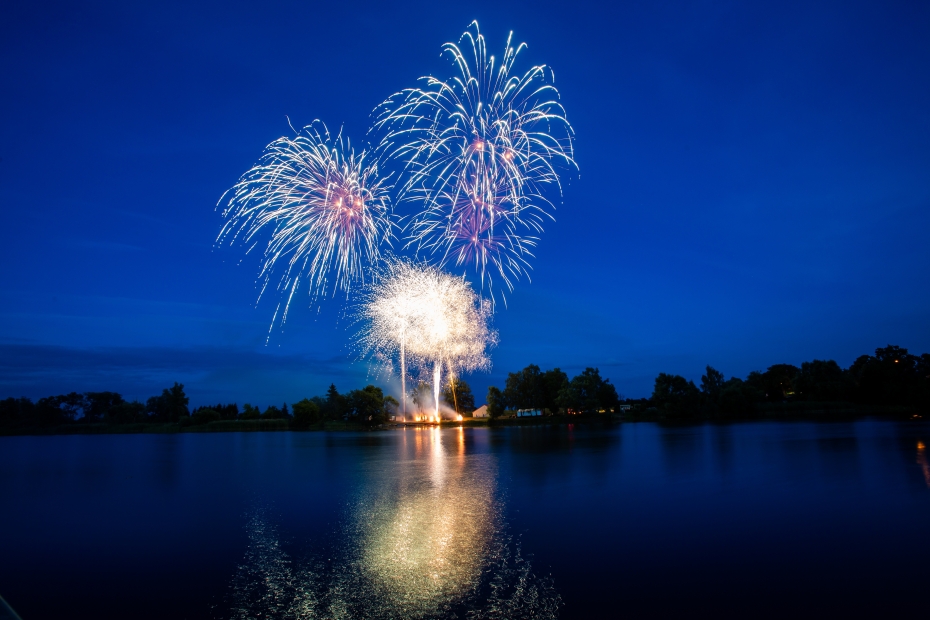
[2,420,929,619]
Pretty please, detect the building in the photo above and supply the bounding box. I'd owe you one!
[516,408,542,417]
[472,405,488,418]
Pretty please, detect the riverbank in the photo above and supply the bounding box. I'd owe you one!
[1,402,925,436]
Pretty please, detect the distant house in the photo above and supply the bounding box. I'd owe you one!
[516,408,542,417]
[472,405,489,418]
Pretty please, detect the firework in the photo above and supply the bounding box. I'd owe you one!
[373,21,576,304]
[357,259,497,420]
[217,121,395,327]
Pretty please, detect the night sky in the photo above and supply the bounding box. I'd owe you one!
[2,0,928,408]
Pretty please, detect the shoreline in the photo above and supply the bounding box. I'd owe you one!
[0,405,924,437]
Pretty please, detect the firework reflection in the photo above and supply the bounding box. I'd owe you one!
[223,430,561,619]
[355,427,495,616]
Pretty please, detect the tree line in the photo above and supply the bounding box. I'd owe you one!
[484,365,621,417]
[0,382,400,431]
[648,344,930,417]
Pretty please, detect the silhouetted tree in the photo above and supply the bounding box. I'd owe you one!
[504,365,544,410]
[795,360,850,401]
[718,378,765,416]
[347,385,387,424]
[191,407,220,425]
[240,403,260,420]
[322,384,349,421]
[759,364,799,401]
[84,392,124,422]
[442,377,475,415]
[542,368,569,413]
[0,397,34,427]
[384,395,399,419]
[106,400,146,424]
[291,398,321,428]
[651,373,700,416]
[562,368,619,413]
[487,386,505,418]
[262,405,284,419]
[700,366,725,403]
[849,345,921,406]
[146,382,189,422]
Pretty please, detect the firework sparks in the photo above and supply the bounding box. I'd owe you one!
[357,259,497,420]
[217,121,395,328]
[373,21,577,304]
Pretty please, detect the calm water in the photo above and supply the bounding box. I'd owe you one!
[2,420,929,619]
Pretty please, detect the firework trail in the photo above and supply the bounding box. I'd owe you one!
[373,21,576,305]
[217,121,395,330]
[357,259,497,420]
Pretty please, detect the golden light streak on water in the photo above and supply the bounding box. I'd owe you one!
[225,429,561,619]
[917,440,930,488]
[356,427,496,617]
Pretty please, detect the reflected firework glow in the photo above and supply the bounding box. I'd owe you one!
[224,429,561,619]
[356,428,495,614]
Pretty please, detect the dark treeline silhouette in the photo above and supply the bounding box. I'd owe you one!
[648,344,930,418]
[4,344,926,432]
[0,381,399,433]
[485,365,621,418]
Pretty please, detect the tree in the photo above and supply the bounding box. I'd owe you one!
[718,378,764,416]
[487,386,505,418]
[322,384,349,421]
[700,366,725,403]
[651,373,700,416]
[191,407,220,425]
[262,405,284,419]
[0,397,34,428]
[292,398,321,428]
[106,400,146,424]
[849,345,921,406]
[760,364,799,401]
[240,403,260,420]
[383,395,399,419]
[146,382,189,422]
[541,368,569,413]
[503,365,543,410]
[84,392,124,422]
[34,396,72,426]
[795,360,850,402]
[442,377,475,415]
[562,368,619,414]
[347,385,387,424]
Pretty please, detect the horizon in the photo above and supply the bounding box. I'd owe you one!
[2,0,929,408]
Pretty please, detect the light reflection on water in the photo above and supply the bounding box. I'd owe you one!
[225,427,560,619]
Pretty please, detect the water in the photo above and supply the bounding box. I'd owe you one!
[1,420,929,619]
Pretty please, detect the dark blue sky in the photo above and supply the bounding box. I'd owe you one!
[2,0,928,407]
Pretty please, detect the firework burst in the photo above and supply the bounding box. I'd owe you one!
[374,21,576,304]
[356,259,497,420]
[217,121,395,328]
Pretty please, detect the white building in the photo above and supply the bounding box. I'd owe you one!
[472,405,489,418]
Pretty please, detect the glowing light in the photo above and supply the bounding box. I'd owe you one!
[217,121,395,328]
[374,22,576,304]
[356,259,497,420]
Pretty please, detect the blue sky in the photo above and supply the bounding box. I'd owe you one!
[2,0,928,407]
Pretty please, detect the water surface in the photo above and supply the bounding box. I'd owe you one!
[1,420,929,618]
